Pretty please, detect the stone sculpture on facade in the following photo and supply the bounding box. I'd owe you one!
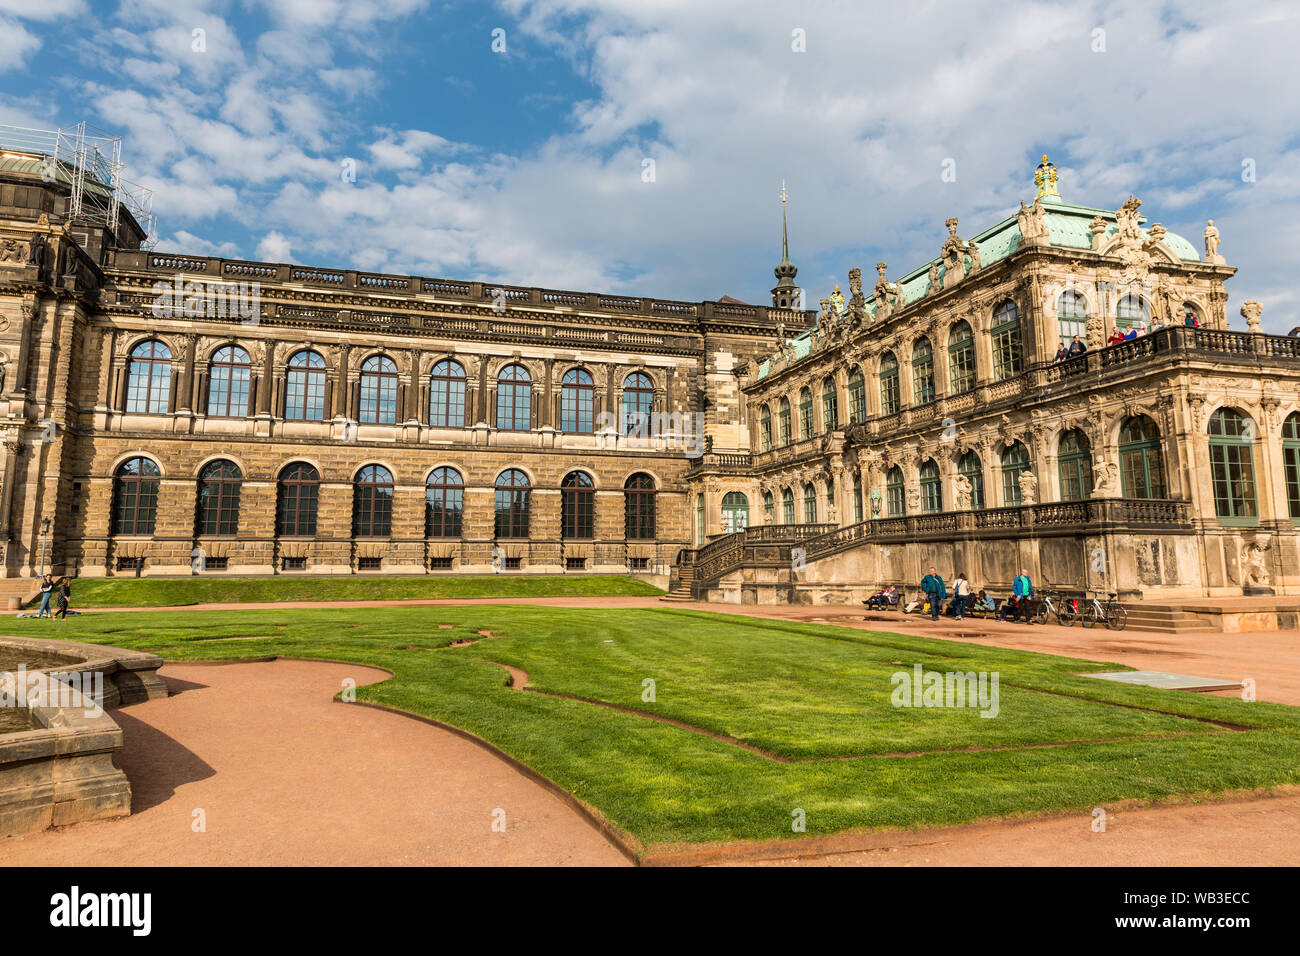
[1017,200,1049,246]
[954,473,973,510]
[847,267,866,327]
[1204,220,1224,263]
[872,262,893,320]
[1241,533,1272,591]
[0,238,28,263]
[1091,455,1120,497]
[927,261,940,294]
[1241,299,1263,332]
[1017,469,1038,505]
[1089,215,1108,251]
[941,219,966,288]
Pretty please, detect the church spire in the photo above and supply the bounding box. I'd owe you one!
[772,180,799,308]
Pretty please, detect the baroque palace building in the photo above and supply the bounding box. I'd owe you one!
[0,138,1297,600]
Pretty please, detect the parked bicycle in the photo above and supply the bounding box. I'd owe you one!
[1080,590,1128,630]
[1035,588,1078,627]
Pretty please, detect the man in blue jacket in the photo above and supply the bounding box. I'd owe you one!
[1010,567,1035,624]
[921,566,946,622]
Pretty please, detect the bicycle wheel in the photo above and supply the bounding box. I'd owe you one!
[1057,603,1078,627]
[1106,604,1127,631]
[1081,603,1100,628]
[1034,601,1050,625]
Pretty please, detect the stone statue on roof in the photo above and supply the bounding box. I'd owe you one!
[1034,155,1060,201]
[847,267,866,326]
[872,262,894,320]
[927,261,940,294]
[966,239,981,273]
[941,219,967,289]
[1115,196,1143,244]
[1204,220,1224,263]
[1017,199,1048,245]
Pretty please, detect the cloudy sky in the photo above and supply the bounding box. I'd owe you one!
[2,0,1297,332]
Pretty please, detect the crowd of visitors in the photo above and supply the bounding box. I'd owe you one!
[864,567,1039,624]
[1056,311,1203,363]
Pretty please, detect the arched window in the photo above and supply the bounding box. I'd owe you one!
[822,376,839,430]
[759,404,772,451]
[803,483,817,523]
[695,493,705,546]
[285,350,326,421]
[912,338,935,405]
[426,467,463,538]
[496,364,532,431]
[1056,291,1088,350]
[494,469,530,538]
[113,457,161,535]
[1057,429,1094,501]
[959,451,985,510]
[196,459,241,536]
[353,464,394,537]
[125,341,172,414]
[848,368,867,423]
[207,346,251,418]
[560,368,594,433]
[722,491,749,533]
[991,300,1023,381]
[885,466,905,517]
[1118,416,1167,499]
[777,397,792,446]
[1284,413,1300,521]
[763,490,775,523]
[781,488,795,524]
[920,458,941,513]
[879,352,900,415]
[799,387,814,438]
[1181,301,1204,328]
[621,372,654,436]
[1117,294,1149,332]
[624,473,656,540]
[852,471,863,523]
[1001,441,1030,506]
[1208,408,1259,523]
[359,355,399,424]
[429,360,466,428]
[561,471,595,539]
[948,320,975,395]
[824,478,835,521]
[277,463,320,536]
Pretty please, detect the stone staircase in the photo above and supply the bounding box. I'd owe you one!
[1124,602,1220,634]
[0,579,40,609]
[660,565,696,602]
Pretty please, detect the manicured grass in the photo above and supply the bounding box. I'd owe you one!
[54,574,663,608]
[8,605,1298,853]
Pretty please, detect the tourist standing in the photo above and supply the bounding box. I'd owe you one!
[952,572,970,620]
[1054,344,1069,362]
[1067,335,1086,357]
[1012,568,1035,624]
[921,566,946,622]
[37,574,54,618]
[54,577,71,621]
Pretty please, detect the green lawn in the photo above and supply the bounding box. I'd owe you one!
[52,574,663,608]
[7,605,1298,855]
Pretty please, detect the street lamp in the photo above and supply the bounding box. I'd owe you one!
[38,516,51,576]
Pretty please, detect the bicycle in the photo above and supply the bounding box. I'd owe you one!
[1080,590,1127,631]
[1035,588,1078,627]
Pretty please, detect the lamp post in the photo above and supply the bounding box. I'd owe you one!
[38,516,51,577]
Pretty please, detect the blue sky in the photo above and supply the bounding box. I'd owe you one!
[2,0,1298,332]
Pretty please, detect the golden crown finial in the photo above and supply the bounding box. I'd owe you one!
[1041,154,1049,164]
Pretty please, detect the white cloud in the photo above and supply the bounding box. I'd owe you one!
[256,230,293,262]
[0,16,40,69]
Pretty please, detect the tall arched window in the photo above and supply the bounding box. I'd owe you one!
[426,467,464,538]
[277,463,320,536]
[353,464,394,537]
[1001,441,1030,506]
[763,490,775,524]
[1181,301,1204,328]
[959,451,985,510]
[624,473,656,540]
[207,346,251,418]
[113,457,161,535]
[1284,413,1300,521]
[1116,294,1149,332]
[496,364,532,431]
[695,493,705,546]
[777,397,792,446]
[1118,416,1167,499]
[852,471,863,522]
[1057,291,1088,349]
[802,483,817,523]
[621,372,654,436]
[125,341,172,413]
[494,469,530,538]
[781,488,795,524]
[1208,408,1259,523]
[560,368,594,433]
[759,404,772,451]
[285,350,326,421]
[799,387,814,438]
[1057,429,1093,501]
[822,376,839,429]
[428,360,466,428]
[885,466,905,517]
[721,492,749,533]
[196,459,241,536]
[879,352,900,415]
[991,300,1023,381]
[948,320,975,395]
[912,338,935,405]
[561,471,595,539]
[848,368,867,423]
[920,459,941,513]
[359,355,399,424]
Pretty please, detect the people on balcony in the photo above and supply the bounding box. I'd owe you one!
[1107,327,1125,345]
[1067,335,1087,357]
[1054,343,1069,362]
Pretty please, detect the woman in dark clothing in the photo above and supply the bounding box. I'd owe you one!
[55,577,71,620]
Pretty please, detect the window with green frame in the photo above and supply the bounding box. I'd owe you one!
[799,387,814,438]
[1056,291,1088,349]
[695,493,704,545]
[1116,294,1148,331]
[824,479,834,521]
[1118,415,1167,499]
[1057,428,1094,501]
[991,300,1023,381]
[912,337,935,405]
[919,459,941,513]
[853,472,863,523]
[879,351,900,415]
[1001,441,1030,506]
[759,404,772,451]
[1284,413,1300,522]
[763,491,775,524]
[782,487,795,524]
[803,483,817,522]
[822,377,839,429]
[848,369,867,423]
[721,491,749,532]
[1208,408,1258,523]
[947,320,975,395]
[885,466,905,516]
[959,450,984,510]
[777,397,791,446]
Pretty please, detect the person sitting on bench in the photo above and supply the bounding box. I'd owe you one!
[864,585,899,610]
